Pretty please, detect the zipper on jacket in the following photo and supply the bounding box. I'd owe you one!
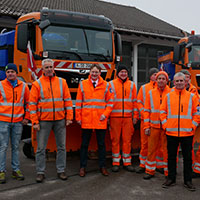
[160,93,162,129]
[11,87,15,123]
[122,82,124,117]
[178,91,181,137]
[50,77,55,121]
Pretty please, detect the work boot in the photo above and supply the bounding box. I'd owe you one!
[36,174,45,183]
[100,167,109,176]
[135,166,145,174]
[79,168,86,177]
[0,172,6,184]
[123,165,135,172]
[12,170,24,180]
[184,181,196,191]
[162,179,176,188]
[156,168,164,174]
[143,173,154,180]
[112,165,120,172]
[57,172,68,180]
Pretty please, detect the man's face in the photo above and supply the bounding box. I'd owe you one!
[174,76,185,90]
[184,74,190,85]
[118,69,128,80]
[156,74,167,89]
[150,73,157,82]
[6,69,17,81]
[42,61,54,77]
[90,67,101,81]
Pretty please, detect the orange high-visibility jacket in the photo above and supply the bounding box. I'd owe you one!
[110,77,138,118]
[0,78,29,122]
[188,83,199,98]
[160,88,199,137]
[137,80,157,119]
[143,85,171,130]
[75,75,114,129]
[29,74,73,125]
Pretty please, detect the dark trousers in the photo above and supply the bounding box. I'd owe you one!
[167,135,193,183]
[80,129,106,168]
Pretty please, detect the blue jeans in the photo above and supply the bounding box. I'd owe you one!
[0,121,23,172]
[36,119,66,174]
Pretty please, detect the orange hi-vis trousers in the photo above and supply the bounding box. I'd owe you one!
[110,117,134,166]
[139,120,164,169]
[145,127,168,176]
[139,119,148,168]
[193,144,200,174]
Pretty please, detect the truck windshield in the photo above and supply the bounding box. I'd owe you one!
[42,25,113,62]
[188,45,200,64]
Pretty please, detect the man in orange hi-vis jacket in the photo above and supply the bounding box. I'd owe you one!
[29,58,73,183]
[0,63,29,184]
[161,72,199,191]
[136,68,159,173]
[109,65,138,172]
[143,71,171,180]
[76,64,114,177]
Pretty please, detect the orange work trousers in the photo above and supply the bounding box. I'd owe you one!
[145,127,168,176]
[139,119,148,168]
[110,117,134,166]
[193,144,200,174]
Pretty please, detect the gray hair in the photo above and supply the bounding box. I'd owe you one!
[42,58,54,66]
[173,72,185,80]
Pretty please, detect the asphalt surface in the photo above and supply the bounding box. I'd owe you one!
[1,143,200,200]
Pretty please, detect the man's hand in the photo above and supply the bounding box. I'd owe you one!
[22,119,28,125]
[33,124,40,132]
[77,120,81,125]
[133,118,137,125]
[100,114,106,121]
[66,120,73,126]
[145,128,151,136]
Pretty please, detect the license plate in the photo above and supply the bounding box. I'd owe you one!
[73,63,92,69]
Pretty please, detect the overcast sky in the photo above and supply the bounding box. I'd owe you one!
[102,0,200,34]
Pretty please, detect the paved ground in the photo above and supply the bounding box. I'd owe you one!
[1,144,200,200]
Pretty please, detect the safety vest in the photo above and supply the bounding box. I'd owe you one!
[143,85,171,129]
[137,80,157,119]
[29,74,73,125]
[0,78,29,122]
[75,75,113,129]
[160,88,199,137]
[110,77,138,118]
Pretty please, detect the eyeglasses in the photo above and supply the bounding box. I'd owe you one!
[44,66,53,69]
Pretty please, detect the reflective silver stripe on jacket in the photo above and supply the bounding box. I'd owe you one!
[79,81,85,101]
[37,79,44,99]
[166,128,192,132]
[110,81,116,99]
[41,108,65,112]
[0,82,7,102]
[142,85,146,104]
[82,105,106,109]
[0,102,23,107]
[0,113,24,118]
[149,90,160,114]
[59,78,63,99]
[111,109,132,113]
[104,82,109,99]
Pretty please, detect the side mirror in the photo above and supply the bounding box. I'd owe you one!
[114,32,122,56]
[39,19,50,30]
[173,45,181,64]
[17,24,28,52]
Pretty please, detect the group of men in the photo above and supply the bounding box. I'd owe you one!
[0,59,200,192]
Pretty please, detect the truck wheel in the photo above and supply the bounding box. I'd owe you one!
[23,143,35,159]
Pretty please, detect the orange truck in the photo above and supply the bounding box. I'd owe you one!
[158,31,200,93]
[0,8,123,158]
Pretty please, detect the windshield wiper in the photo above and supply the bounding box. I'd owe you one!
[89,53,110,62]
[46,49,83,61]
